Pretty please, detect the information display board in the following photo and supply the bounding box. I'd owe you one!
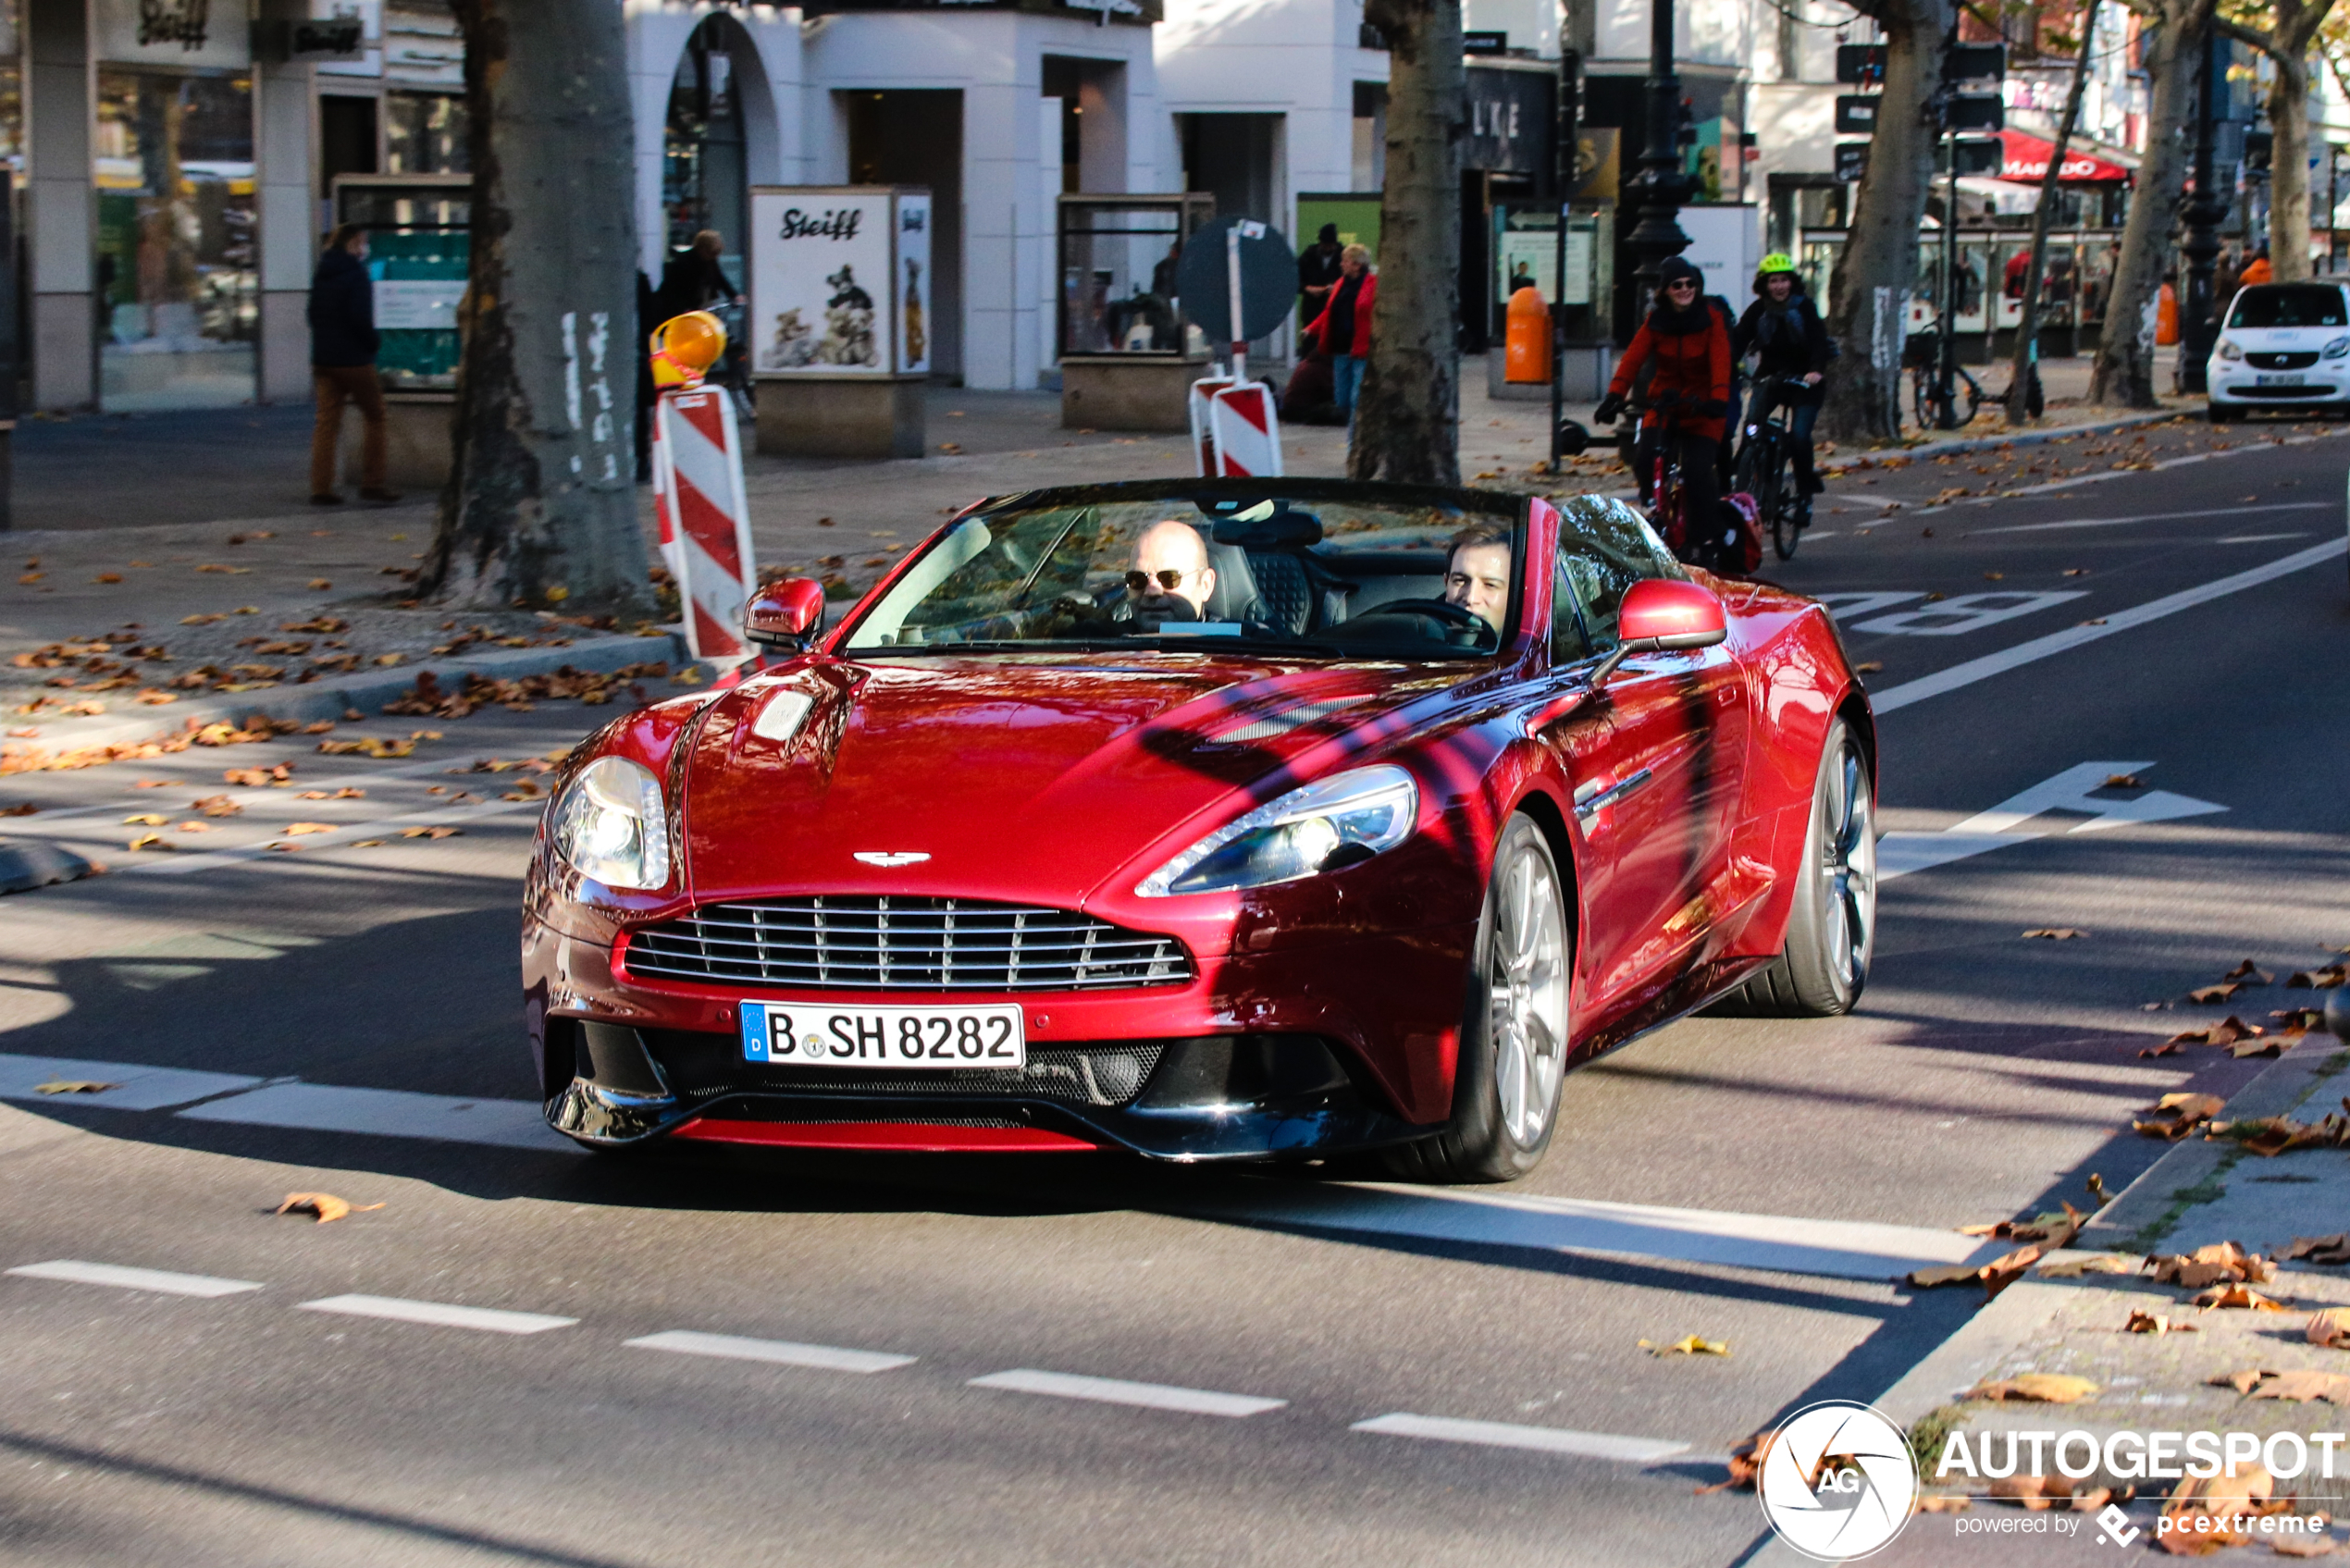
[332,173,469,390]
[747,186,931,378]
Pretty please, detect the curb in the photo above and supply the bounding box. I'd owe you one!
[0,839,99,895]
[1859,1033,2347,1433]
[4,630,692,761]
[1835,405,2192,470]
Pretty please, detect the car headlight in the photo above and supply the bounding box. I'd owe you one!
[2217,339,2244,361]
[550,757,672,890]
[2324,336,2350,360]
[1137,765,1418,897]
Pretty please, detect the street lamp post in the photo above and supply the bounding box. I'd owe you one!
[2179,24,2224,394]
[1622,0,1691,305]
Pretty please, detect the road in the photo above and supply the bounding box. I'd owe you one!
[2,414,2346,1567]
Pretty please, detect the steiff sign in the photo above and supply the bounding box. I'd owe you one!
[96,0,253,68]
[748,187,932,379]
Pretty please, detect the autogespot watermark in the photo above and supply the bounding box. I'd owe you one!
[1754,1408,2343,1561]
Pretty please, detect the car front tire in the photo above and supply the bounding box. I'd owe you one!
[2208,401,2237,424]
[1717,718,1876,1018]
[1385,813,1572,1184]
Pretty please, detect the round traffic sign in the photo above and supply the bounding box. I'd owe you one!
[1176,217,1298,343]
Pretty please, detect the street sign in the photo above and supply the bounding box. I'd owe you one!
[1835,141,1870,183]
[1175,216,1296,346]
[1835,95,1882,135]
[1943,93,2005,131]
[1836,43,1886,85]
[1937,136,2003,176]
[1944,43,2007,82]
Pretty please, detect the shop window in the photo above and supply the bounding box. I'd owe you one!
[386,92,466,176]
[94,68,255,411]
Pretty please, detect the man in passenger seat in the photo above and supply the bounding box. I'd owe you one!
[1441,522,1513,635]
[1129,520,1219,623]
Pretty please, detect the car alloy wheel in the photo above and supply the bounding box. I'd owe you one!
[1712,718,1875,1018]
[1488,826,1570,1148]
[1819,735,1877,998]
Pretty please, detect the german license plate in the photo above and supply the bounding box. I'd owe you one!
[2256,374,2307,388]
[738,1000,1025,1068]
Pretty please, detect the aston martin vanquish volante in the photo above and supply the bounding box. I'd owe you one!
[523,478,1876,1180]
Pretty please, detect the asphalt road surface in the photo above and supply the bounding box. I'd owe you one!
[3,415,2347,1568]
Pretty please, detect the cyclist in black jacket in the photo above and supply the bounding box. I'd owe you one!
[1732,253,1832,523]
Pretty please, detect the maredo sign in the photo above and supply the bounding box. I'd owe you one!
[1998,129,2132,184]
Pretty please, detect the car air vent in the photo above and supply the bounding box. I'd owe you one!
[1210,694,1371,746]
[2247,351,2319,370]
[626,897,1192,991]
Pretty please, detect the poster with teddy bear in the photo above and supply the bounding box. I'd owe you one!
[748,186,929,378]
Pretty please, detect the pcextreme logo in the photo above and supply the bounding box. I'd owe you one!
[1757,1401,1923,1562]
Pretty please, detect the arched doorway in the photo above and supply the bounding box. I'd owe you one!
[662,16,766,291]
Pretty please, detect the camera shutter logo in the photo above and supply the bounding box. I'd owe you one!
[1756,1401,1920,1561]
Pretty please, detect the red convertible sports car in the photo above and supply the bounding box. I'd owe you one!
[524,478,1876,1181]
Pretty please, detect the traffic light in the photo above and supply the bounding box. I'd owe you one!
[1938,40,2004,133]
[1837,44,1886,85]
[2245,129,2273,170]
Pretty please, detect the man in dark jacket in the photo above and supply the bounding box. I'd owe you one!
[307,224,397,504]
[1731,253,1831,520]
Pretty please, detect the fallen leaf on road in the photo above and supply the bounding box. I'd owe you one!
[2221,959,2273,983]
[1982,570,2005,581]
[294,788,365,800]
[121,812,165,825]
[284,822,336,835]
[1852,661,1883,673]
[349,839,384,848]
[315,737,414,759]
[2135,1093,2227,1140]
[33,1080,118,1095]
[222,765,294,786]
[179,612,224,624]
[2229,1037,2284,1060]
[2125,1308,2196,1335]
[374,653,403,666]
[92,573,121,584]
[2037,1254,2139,1278]
[2210,1368,2277,1394]
[2212,1114,2343,1154]
[1639,1335,1729,1357]
[2290,1236,2350,1266]
[2087,1173,2110,1207]
[2309,1309,2350,1348]
[273,1192,384,1225]
[2166,1017,2261,1047]
[2064,567,2088,576]
[126,833,170,851]
[1905,1264,1986,1289]
[2138,1042,2183,1057]
[2251,1370,2350,1404]
[2023,928,2088,940]
[171,821,211,833]
[2290,966,2348,989]
[307,578,331,590]
[1694,1431,1775,1494]
[1916,1494,1972,1512]
[2103,775,2143,793]
[189,794,241,817]
[0,802,37,816]
[400,825,463,839]
[1989,1473,2072,1509]
[2190,1282,2289,1311]
[1966,1374,2098,1403]
[2188,982,2246,1004]
[2148,1242,2274,1287]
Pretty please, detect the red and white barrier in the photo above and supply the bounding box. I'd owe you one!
[1186,375,1234,477]
[1206,382,1283,477]
[650,386,757,664]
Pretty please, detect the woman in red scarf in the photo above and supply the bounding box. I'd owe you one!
[1595,255,1731,550]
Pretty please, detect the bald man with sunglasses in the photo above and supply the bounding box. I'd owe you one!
[1129,520,1218,623]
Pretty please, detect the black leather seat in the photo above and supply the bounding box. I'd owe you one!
[1245,552,1315,634]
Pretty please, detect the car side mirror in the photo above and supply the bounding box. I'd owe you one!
[1589,577,1726,689]
[744,577,827,651]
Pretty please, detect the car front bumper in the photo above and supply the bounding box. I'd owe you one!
[523,909,1473,1159]
[2207,365,2349,404]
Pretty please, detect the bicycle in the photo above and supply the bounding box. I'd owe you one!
[1734,374,1812,562]
[1903,323,1984,433]
[1612,393,1757,576]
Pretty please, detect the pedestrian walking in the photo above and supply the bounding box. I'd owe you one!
[307,223,398,505]
[656,229,739,322]
[1297,224,1343,316]
[1305,243,1375,436]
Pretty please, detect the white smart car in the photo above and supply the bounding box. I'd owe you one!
[2208,280,2350,422]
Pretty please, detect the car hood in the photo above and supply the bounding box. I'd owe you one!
[676,654,1454,908]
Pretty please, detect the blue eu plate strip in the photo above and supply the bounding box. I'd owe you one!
[739,1001,769,1063]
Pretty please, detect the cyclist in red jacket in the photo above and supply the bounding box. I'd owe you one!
[1594,255,1731,545]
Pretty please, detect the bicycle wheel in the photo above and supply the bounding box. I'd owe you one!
[1908,372,1936,436]
[1768,448,1803,561]
[1955,368,1984,427]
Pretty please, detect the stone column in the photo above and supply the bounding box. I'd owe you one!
[26,0,93,410]
[256,0,319,403]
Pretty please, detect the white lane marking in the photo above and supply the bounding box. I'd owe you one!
[120,797,540,877]
[1353,1413,1690,1464]
[297,1293,576,1334]
[1204,1184,1993,1282]
[625,1329,916,1374]
[175,1081,575,1153]
[1850,590,2088,636]
[1877,762,2225,879]
[2216,532,2307,543]
[1869,537,2349,714]
[1972,501,2330,536]
[969,1369,1287,1418]
[7,1260,265,1298]
[1812,591,1925,622]
[0,1054,264,1111]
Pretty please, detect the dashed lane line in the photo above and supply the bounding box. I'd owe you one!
[296,1293,577,1335]
[625,1329,916,1374]
[1969,500,2331,536]
[1867,536,2350,715]
[1352,1413,1691,1463]
[6,1259,265,1298]
[968,1368,1288,1418]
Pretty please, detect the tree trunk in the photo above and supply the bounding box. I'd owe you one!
[1351,0,1464,486]
[2223,0,2338,283]
[421,0,649,613]
[2091,0,2215,406]
[1816,0,1952,444]
[2007,0,2099,428]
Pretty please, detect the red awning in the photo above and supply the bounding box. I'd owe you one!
[1998,130,2133,184]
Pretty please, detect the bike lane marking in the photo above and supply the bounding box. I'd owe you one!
[1352,1413,1690,1463]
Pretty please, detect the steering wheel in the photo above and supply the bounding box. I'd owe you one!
[1354,598,1496,645]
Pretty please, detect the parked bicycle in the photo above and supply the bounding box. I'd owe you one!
[1904,320,1985,433]
[1734,374,1811,562]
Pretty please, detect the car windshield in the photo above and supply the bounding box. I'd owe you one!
[841,487,1527,659]
[2228,285,2347,328]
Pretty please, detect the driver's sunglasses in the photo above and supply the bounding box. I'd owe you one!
[1127,569,1186,591]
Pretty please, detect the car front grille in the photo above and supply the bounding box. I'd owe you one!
[625,896,1192,992]
[2248,351,2320,369]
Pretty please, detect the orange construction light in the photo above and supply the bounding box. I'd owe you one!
[650,311,726,389]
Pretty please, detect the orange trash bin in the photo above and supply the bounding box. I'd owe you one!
[1504,286,1552,384]
[2156,282,2179,346]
